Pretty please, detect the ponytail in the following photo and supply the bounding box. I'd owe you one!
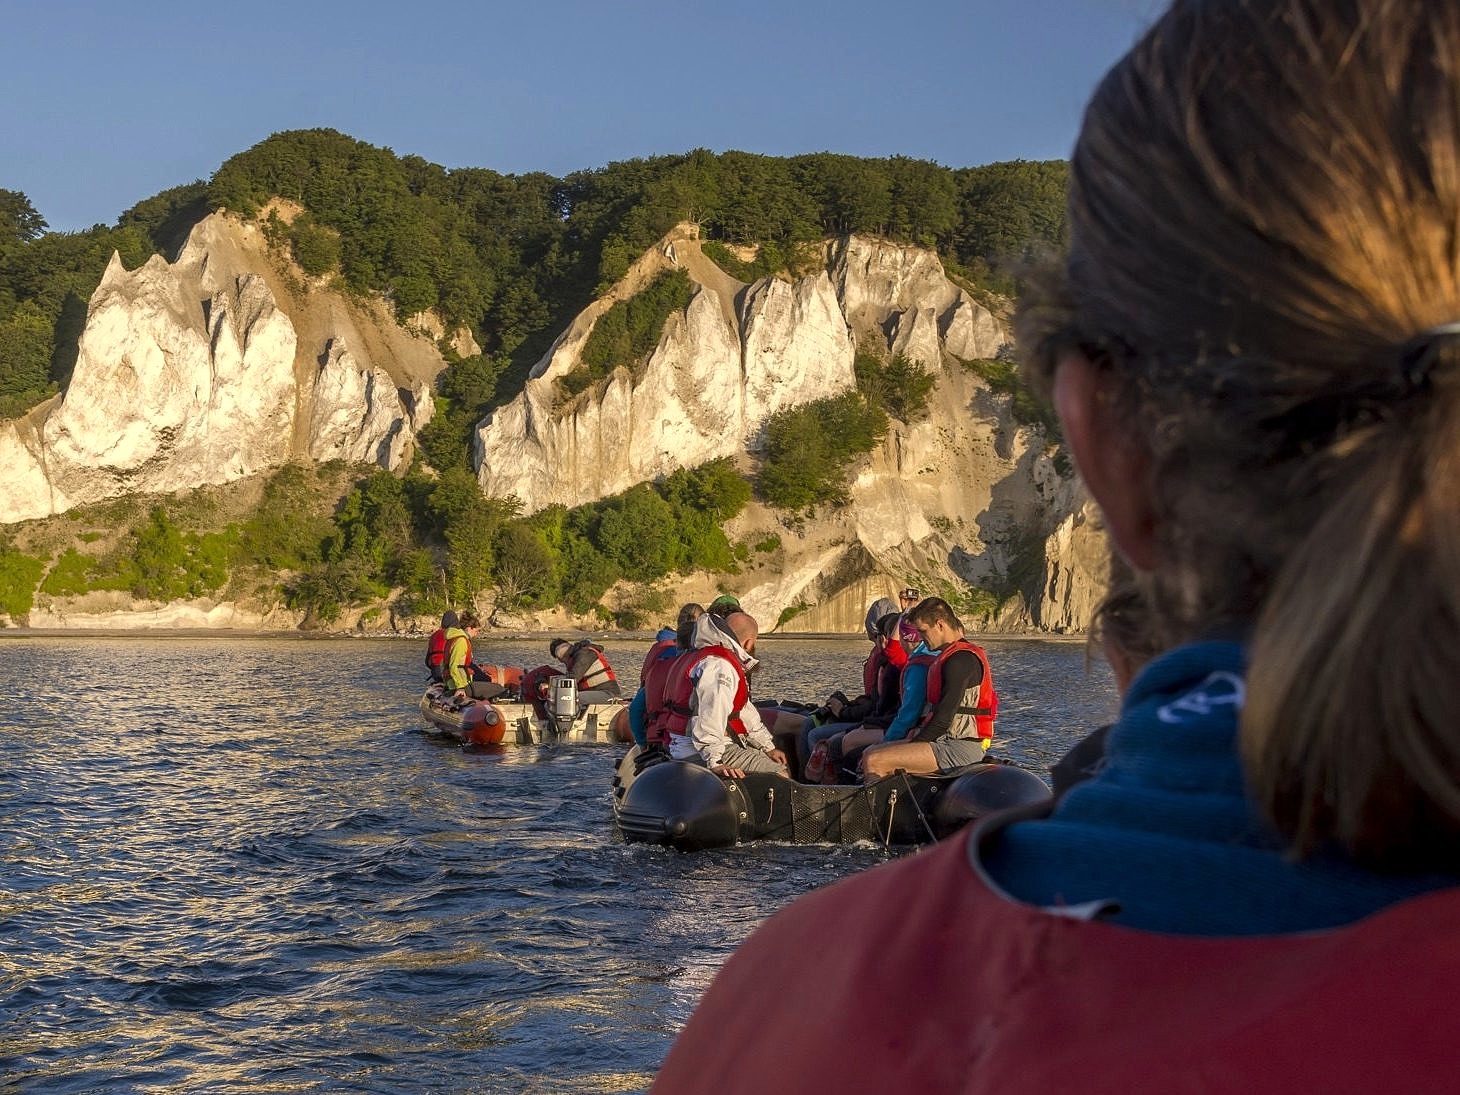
[1245,373,1460,869]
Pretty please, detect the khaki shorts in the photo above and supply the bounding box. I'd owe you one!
[929,734,991,772]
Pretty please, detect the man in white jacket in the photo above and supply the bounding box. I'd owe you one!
[668,612,789,779]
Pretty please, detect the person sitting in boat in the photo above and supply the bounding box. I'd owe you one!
[806,618,932,784]
[859,597,996,780]
[442,611,506,702]
[661,611,789,779]
[424,609,458,683]
[705,591,816,750]
[522,637,622,719]
[706,593,740,619]
[801,612,909,780]
[652,5,1460,1088]
[862,595,898,642]
[629,604,704,751]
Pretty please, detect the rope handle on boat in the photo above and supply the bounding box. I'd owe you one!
[882,788,899,851]
[899,770,940,844]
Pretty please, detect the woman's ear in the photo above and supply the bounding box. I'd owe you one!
[1052,350,1159,571]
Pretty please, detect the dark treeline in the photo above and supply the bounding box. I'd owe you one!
[2,131,1067,424]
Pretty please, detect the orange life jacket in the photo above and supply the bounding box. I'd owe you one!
[660,647,750,742]
[923,638,996,740]
[568,640,619,692]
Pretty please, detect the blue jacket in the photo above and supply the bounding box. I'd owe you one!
[881,643,931,742]
[982,641,1458,934]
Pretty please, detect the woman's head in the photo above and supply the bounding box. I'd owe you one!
[1019,0,1460,868]
[675,602,705,650]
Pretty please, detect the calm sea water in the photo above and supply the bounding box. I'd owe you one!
[0,635,1118,1093]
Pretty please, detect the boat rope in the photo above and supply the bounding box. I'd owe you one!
[882,788,899,851]
[898,770,940,844]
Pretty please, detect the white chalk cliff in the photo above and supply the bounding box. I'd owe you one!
[477,226,1105,632]
[0,212,438,524]
[1,217,1106,632]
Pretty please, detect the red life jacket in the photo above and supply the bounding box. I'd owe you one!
[873,654,902,716]
[640,639,677,679]
[652,821,1460,1095]
[640,642,681,747]
[660,647,750,742]
[862,645,885,698]
[922,638,996,740]
[425,628,449,679]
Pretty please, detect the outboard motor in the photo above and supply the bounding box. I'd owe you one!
[933,763,1052,837]
[549,675,578,737]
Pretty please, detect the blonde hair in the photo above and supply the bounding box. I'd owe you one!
[1018,0,1460,868]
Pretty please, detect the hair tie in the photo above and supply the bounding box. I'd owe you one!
[1398,321,1460,392]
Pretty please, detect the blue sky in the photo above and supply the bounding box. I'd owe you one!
[1,0,1162,233]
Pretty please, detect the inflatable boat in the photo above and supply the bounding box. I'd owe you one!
[419,677,630,746]
[610,746,1051,851]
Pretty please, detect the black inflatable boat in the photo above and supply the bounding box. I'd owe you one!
[610,747,1051,851]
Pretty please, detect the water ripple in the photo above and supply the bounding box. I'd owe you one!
[1,634,1113,1093]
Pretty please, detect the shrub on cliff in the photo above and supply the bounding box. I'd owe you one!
[238,465,335,572]
[757,392,888,511]
[958,357,1060,435]
[289,218,341,277]
[0,539,44,619]
[567,269,693,397]
[854,347,936,423]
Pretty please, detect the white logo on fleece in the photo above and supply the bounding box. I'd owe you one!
[1155,671,1245,724]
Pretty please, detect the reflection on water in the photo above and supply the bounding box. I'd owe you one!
[0,635,1115,1093]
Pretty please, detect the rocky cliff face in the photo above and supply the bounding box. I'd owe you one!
[477,226,1105,633]
[2,218,1108,633]
[0,212,438,525]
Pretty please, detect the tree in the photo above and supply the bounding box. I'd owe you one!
[855,348,937,422]
[758,392,888,511]
[0,190,47,250]
[0,302,54,417]
[596,484,677,581]
[490,523,555,618]
[290,219,341,276]
[131,507,189,601]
